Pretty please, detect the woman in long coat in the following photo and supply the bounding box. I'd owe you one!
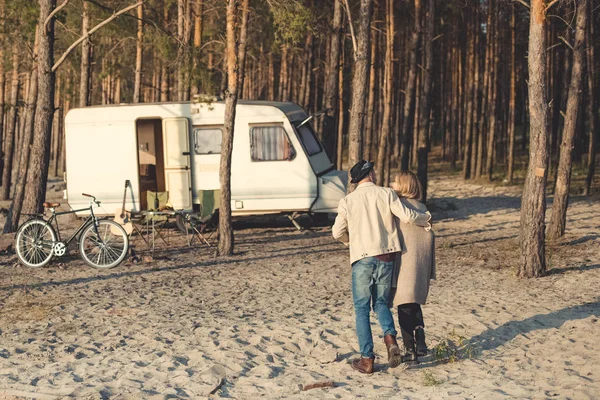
[390,171,436,363]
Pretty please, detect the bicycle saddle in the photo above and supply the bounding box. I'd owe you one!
[43,202,61,208]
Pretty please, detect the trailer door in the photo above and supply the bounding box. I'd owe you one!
[162,118,192,210]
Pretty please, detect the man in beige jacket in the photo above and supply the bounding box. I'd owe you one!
[332,160,431,374]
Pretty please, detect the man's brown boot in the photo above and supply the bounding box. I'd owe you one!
[351,357,374,374]
[384,334,402,368]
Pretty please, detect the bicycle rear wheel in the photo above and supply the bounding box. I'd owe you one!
[79,219,129,269]
[15,219,56,267]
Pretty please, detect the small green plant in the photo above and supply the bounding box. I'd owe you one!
[431,330,477,364]
[422,371,444,387]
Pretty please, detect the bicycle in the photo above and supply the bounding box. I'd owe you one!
[15,193,129,269]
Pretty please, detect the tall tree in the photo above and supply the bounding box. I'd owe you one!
[1,45,19,200]
[583,0,596,196]
[506,4,517,184]
[548,0,588,240]
[0,0,5,181]
[416,0,434,201]
[22,0,57,215]
[79,0,90,107]
[346,0,374,167]
[518,0,551,278]
[133,2,143,103]
[237,0,249,95]
[376,0,394,183]
[218,0,242,256]
[400,0,421,171]
[4,33,39,233]
[321,0,343,161]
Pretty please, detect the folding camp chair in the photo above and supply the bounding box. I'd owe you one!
[145,191,172,247]
[178,189,220,247]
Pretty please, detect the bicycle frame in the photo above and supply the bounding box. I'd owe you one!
[43,202,106,246]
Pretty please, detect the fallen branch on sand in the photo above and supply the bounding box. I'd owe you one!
[300,381,335,391]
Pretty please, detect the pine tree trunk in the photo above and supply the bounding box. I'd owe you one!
[268,52,275,100]
[347,0,374,167]
[336,45,345,170]
[79,1,90,107]
[237,0,249,96]
[400,0,421,171]
[507,5,517,184]
[485,0,498,181]
[583,0,596,196]
[0,0,5,177]
[279,46,288,101]
[160,62,168,101]
[519,0,551,278]
[177,0,185,101]
[133,3,143,103]
[1,46,19,200]
[22,0,57,215]
[376,0,394,181]
[218,0,241,256]
[322,0,343,162]
[52,75,61,177]
[462,10,475,180]
[547,0,587,240]
[193,0,204,94]
[4,66,38,233]
[364,27,377,161]
[417,0,434,201]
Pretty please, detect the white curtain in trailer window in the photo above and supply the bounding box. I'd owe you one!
[250,126,292,161]
[194,128,222,155]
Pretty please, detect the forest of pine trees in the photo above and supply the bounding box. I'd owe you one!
[0,0,598,274]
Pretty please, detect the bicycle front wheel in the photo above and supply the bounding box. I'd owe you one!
[15,219,56,268]
[79,220,129,269]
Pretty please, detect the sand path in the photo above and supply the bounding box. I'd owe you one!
[0,176,599,399]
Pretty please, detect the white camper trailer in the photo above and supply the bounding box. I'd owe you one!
[64,100,347,219]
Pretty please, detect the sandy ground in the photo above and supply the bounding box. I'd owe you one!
[0,176,599,399]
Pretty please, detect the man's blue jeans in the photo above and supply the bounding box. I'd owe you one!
[352,256,397,359]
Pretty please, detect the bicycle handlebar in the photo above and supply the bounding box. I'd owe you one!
[82,193,101,206]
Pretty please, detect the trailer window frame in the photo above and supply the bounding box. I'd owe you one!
[193,126,223,155]
[249,125,296,162]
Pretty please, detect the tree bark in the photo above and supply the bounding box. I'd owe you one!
[22,0,57,216]
[400,0,421,171]
[547,0,587,240]
[79,1,90,107]
[346,0,374,167]
[462,10,475,180]
[1,45,19,200]
[363,27,377,161]
[322,0,343,162]
[0,0,5,179]
[485,0,498,181]
[4,66,38,233]
[519,0,551,278]
[336,45,345,170]
[218,0,242,256]
[507,4,517,184]
[583,0,596,196]
[133,3,143,103]
[417,0,434,202]
[237,0,249,96]
[376,0,394,182]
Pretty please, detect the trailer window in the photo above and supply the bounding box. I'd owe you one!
[296,123,322,156]
[194,128,222,155]
[250,126,296,162]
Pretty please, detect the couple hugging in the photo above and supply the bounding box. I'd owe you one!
[332,160,436,374]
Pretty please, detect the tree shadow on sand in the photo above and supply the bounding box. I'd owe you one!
[467,300,600,352]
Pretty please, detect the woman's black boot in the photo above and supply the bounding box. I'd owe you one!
[400,329,418,364]
[415,327,428,356]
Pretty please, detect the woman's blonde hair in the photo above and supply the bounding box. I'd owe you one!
[391,171,423,200]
